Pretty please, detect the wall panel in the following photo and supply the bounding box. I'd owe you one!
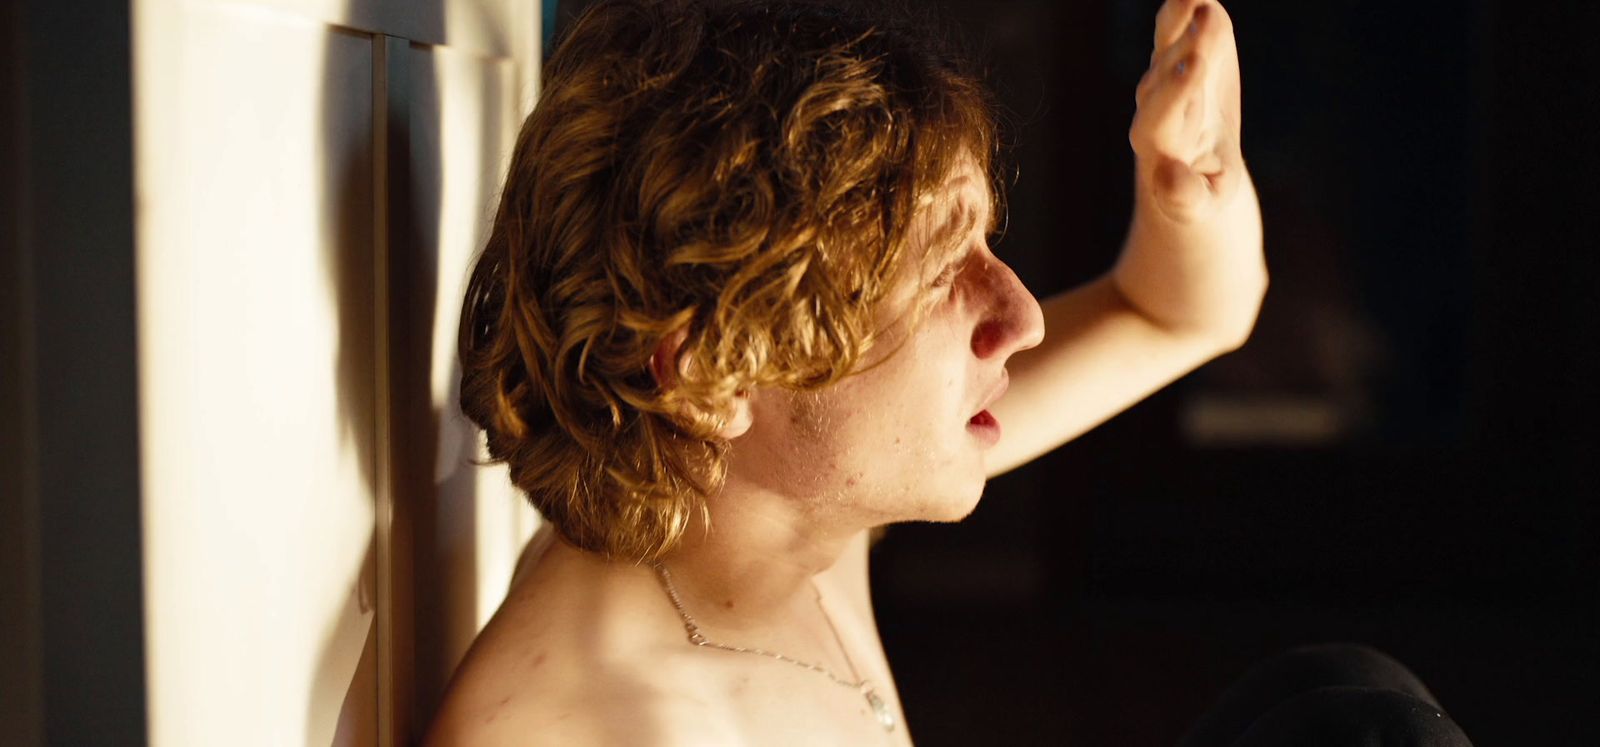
[136,6,380,745]
[134,1,537,743]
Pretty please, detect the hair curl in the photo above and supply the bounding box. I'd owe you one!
[458,0,1001,560]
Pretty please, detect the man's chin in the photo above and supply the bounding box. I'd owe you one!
[910,483,987,524]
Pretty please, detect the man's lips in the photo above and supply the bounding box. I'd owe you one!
[966,370,1009,448]
[966,408,1001,446]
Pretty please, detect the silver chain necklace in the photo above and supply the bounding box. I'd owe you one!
[650,561,897,733]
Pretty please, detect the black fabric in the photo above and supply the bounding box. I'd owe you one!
[1179,644,1474,747]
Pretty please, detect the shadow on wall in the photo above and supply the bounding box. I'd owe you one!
[309,17,391,747]
[312,0,533,740]
[308,0,479,743]
[280,20,385,747]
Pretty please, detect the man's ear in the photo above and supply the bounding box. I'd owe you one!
[648,328,753,441]
[718,389,753,440]
[648,327,690,391]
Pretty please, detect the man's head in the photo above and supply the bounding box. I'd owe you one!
[458,0,1038,560]
[723,154,1043,536]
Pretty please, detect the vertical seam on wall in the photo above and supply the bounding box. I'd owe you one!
[373,33,399,747]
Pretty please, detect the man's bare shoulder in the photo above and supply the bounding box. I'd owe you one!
[425,671,738,747]
[425,538,741,746]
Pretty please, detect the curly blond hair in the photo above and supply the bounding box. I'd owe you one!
[458,0,1000,560]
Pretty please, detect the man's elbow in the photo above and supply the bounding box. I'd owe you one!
[1212,274,1269,353]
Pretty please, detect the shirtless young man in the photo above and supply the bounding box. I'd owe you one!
[426,0,1262,743]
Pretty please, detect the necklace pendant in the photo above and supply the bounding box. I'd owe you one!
[863,688,896,732]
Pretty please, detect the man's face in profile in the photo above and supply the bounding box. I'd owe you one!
[721,156,1045,527]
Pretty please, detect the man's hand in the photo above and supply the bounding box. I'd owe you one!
[1130,0,1244,224]
[1112,0,1262,341]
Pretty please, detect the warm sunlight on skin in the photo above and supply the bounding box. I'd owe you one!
[426,1,1263,745]
[723,155,1046,533]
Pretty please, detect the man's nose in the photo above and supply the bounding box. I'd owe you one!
[970,254,1045,360]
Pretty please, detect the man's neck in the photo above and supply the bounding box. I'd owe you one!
[653,471,862,633]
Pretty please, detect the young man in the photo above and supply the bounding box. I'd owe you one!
[429,0,1268,743]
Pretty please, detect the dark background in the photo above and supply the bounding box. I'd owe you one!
[547,0,1599,743]
[858,1,1600,745]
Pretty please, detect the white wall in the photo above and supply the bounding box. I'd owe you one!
[132,1,539,743]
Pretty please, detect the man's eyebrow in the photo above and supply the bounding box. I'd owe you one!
[925,196,984,262]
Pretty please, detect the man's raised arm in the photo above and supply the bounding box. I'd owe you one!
[986,0,1266,476]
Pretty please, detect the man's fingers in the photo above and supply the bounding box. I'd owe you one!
[1135,39,1193,112]
[1135,0,1242,224]
[1133,48,1209,160]
[1137,2,1218,110]
[1152,0,1208,59]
